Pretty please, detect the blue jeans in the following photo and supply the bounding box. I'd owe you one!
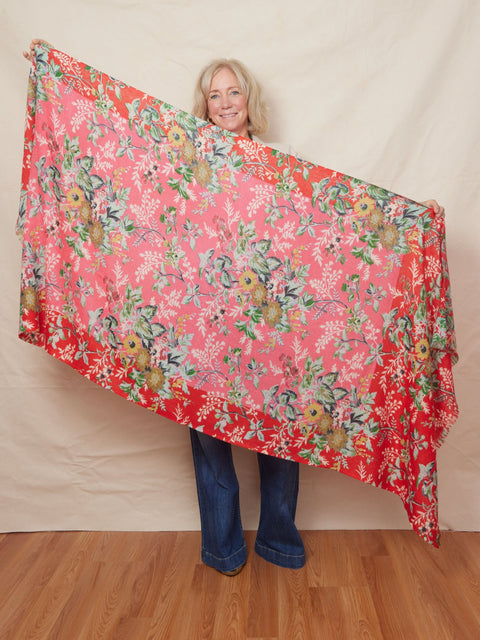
[190,429,305,571]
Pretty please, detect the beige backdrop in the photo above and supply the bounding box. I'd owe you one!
[1,0,478,534]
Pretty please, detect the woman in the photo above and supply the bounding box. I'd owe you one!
[191,59,308,576]
[192,58,267,141]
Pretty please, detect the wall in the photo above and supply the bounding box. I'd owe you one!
[1,0,478,534]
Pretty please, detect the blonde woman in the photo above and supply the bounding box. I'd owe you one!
[189,59,307,577]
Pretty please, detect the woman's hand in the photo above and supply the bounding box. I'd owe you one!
[421,199,445,218]
[23,39,51,62]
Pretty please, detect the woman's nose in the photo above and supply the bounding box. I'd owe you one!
[220,94,231,108]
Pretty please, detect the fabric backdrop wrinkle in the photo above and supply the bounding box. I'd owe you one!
[1,0,478,534]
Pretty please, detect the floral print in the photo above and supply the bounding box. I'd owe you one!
[17,45,459,546]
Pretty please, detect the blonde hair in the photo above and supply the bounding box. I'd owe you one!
[192,58,269,137]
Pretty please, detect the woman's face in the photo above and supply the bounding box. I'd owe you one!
[207,67,249,138]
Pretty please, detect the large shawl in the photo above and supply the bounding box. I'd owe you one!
[18,45,458,545]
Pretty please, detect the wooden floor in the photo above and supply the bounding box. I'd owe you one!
[0,530,478,640]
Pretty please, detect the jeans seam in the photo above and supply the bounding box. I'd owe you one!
[255,541,305,560]
[202,545,246,563]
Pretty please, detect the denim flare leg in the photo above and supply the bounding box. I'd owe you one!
[190,429,305,571]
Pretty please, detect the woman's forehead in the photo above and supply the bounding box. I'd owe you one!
[210,66,240,89]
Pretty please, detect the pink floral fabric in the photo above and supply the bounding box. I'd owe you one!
[18,45,458,545]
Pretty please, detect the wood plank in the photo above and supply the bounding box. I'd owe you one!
[5,532,99,640]
[278,565,314,640]
[429,531,480,626]
[247,533,278,639]
[362,554,420,639]
[146,531,200,639]
[0,532,58,602]
[382,530,479,639]
[305,529,369,587]
[210,561,251,639]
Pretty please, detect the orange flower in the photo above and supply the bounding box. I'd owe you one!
[251,284,267,306]
[146,367,166,393]
[328,428,348,452]
[79,201,93,224]
[168,125,186,147]
[135,348,151,371]
[262,301,282,328]
[123,334,142,355]
[367,208,384,231]
[21,286,38,311]
[66,186,85,207]
[303,402,324,424]
[415,339,430,361]
[182,140,196,163]
[318,413,333,434]
[354,195,375,215]
[89,221,104,248]
[193,159,213,187]
[238,270,258,292]
[378,223,400,250]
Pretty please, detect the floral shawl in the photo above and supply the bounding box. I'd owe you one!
[17,45,458,545]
